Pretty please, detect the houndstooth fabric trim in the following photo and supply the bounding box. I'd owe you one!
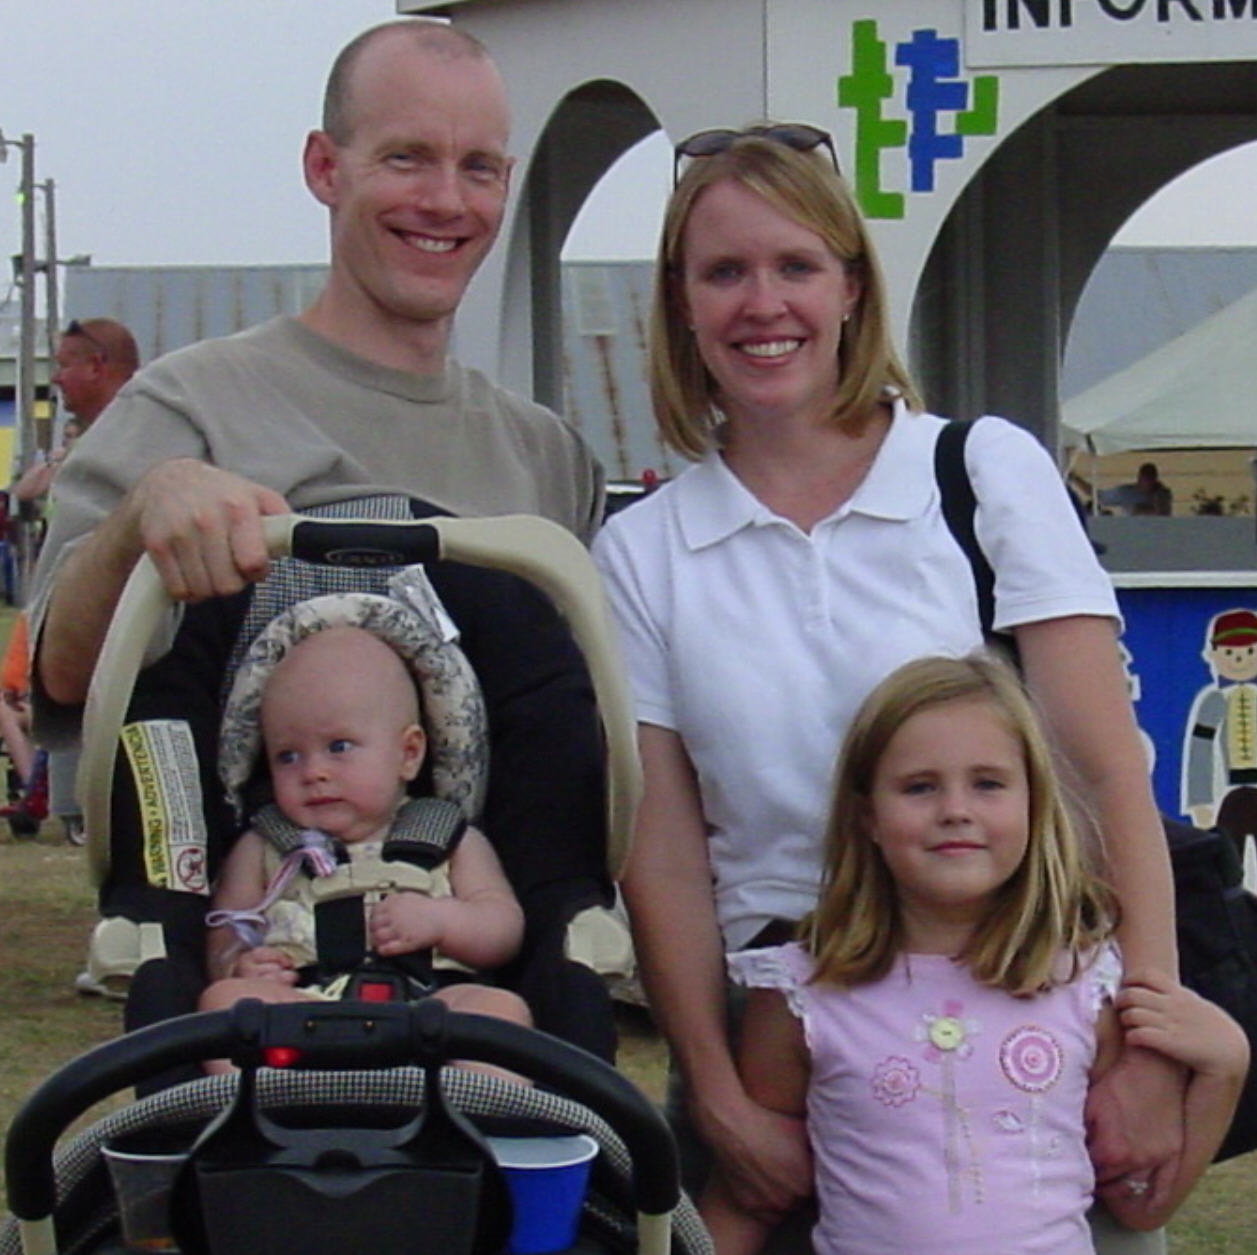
[0,1069,712,1255]
[225,496,419,688]
[218,588,488,825]
[253,796,464,860]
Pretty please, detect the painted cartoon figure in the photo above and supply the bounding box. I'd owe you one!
[1181,608,1257,886]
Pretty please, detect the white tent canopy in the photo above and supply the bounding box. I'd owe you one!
[1061,282,1257,455]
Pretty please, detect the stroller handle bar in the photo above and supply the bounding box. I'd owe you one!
[6,1000,681,1226]
[78,513,643,887]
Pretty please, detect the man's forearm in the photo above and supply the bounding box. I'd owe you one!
[38,506,143,706]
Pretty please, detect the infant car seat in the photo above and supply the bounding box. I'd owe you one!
[76,503,640,1082]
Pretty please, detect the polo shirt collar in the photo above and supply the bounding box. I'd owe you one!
[676,451,768,550]
[847,398,936,522]
[677,398,935,550]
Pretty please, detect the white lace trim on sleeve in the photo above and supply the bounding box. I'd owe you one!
[1087,939,1124,1014]
[727,943,811,1019]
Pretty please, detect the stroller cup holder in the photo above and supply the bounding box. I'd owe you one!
[172,999,511,1255]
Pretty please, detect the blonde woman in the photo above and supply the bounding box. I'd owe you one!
[592,124,1184,1250]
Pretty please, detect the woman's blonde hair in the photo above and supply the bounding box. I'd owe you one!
[805,654,1117,997]
[650,128,921,461]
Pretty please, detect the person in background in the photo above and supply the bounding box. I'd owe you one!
[0,612,37,789]
[14,317,138,538]
[1071,462,1172,517]
[704,655,1247,1255]
[12,418,83,516]
[592,123,1181,1252]
[11,319,137,849]
[50,318,141,428]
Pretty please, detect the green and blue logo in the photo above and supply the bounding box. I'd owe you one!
[838,20,1001,219]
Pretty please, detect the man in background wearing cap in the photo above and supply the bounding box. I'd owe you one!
[1183,607,1257,886]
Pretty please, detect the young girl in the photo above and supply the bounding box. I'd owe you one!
[703,655,1248,1255]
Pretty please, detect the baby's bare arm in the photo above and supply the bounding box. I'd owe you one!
[370,826,524,968]
[205,831,295,982]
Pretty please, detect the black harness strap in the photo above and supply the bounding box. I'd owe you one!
[252,797,468,993]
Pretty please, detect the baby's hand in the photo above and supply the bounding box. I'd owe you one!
[232,946,298,984]
[370,892,442,957]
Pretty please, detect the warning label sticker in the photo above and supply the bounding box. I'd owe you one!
[121,720,209,895]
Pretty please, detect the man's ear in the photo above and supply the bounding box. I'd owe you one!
[303,130,340,208]
[400,724,427,782]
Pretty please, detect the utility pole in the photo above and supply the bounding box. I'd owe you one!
[0,130,37,475]
[0,130,39,605]
[41,177,58,369]
[16,134,36,475]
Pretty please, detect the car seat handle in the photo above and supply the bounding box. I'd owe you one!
[79,514,641,888]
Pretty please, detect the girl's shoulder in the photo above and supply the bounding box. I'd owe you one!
[1050,939,1122,1015]
[1080,939,1123,1012]
[728,942,815,997]
[729,943,817,1021]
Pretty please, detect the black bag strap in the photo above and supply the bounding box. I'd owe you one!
[934,419,1019,666]
[934,420,995,637]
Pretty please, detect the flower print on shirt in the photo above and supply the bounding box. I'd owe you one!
[871,1055,922,1107]
[910,999,984,1211]
[1000,1025,1064,1094]
[916,999,981,1062]
[996,1024,1067,1195]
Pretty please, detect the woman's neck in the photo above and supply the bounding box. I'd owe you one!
[720,401,892,532]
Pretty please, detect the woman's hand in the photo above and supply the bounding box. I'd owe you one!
[1087,1041,1185,1211]
[1095,971,1249,1229]
[695,1087,813,1219]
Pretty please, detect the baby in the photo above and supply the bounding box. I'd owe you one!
[201,624,529,1059]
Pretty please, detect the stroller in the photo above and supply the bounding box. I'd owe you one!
[3,510,707,1255]
[75,502,634,1066]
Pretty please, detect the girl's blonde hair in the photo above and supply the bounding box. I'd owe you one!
[650,128,921,461]
[806,654,1116,997]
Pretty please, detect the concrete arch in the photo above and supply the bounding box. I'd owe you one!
[503,80,659,412]
[911,59,1257,447]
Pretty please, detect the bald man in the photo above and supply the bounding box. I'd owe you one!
[52,318,140,428]
[13,319,139,509]
[31,19,603,714]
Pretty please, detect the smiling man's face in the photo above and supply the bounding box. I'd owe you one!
[304,32,513,353]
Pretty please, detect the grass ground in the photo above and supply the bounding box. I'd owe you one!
[0,611,1255,1248]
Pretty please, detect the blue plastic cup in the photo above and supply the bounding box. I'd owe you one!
[487,1133,599,1254]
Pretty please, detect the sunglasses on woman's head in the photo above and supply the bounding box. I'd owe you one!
[672,123,840,185]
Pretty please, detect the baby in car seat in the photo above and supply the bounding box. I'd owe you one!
[200,620,531,1068]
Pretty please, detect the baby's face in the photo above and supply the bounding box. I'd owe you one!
[263,673,423,844]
